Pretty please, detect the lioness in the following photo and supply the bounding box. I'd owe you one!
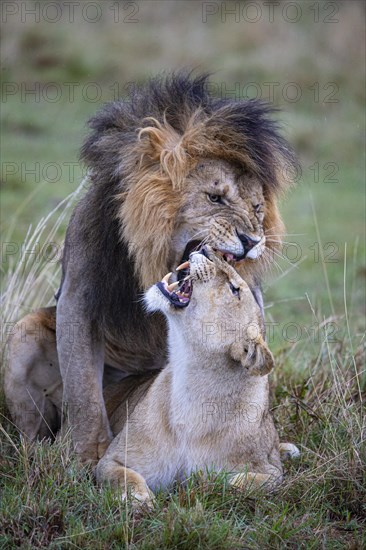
[96,247,284,505]
[5,73,297,465]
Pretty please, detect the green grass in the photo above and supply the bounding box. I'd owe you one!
[1,1,365,548]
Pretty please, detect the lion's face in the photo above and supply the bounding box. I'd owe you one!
[170,159,269,279]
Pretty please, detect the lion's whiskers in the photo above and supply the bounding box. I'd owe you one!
[265,232,305,238]
[262,248,284,274]
[188,228,210,242]
[267,246,301,271]
[266,238,299,246]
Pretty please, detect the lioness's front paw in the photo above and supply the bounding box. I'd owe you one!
[229,470,282,492]
[122,484,156,510]
[229,471,271,490]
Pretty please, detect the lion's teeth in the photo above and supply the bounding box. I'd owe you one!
[162,272,172,285]
[176,261,189,271]
[167,281,179,292]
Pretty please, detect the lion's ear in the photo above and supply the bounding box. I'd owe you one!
[230,331,274,376]
[138,118,189,188]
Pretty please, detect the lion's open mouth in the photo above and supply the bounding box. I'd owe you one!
[157,262,193,308]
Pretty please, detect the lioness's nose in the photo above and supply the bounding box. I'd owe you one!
[237,233,261,253]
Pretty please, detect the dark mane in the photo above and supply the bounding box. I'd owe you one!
[81,71,297,194]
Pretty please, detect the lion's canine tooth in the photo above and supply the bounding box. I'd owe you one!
[167,281,180,292]
[162,272,172,285]
[176,261,189,271]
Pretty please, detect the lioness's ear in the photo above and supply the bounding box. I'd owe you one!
[230,332,274,376]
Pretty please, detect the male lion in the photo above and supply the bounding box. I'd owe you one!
[96,247,286,506]
[5,73,297,464]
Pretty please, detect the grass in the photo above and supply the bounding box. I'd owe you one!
[1,1,365,548]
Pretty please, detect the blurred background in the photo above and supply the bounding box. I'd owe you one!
[1,0,365,355]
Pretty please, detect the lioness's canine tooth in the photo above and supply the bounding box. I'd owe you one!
[167,281,180,292]
[162,272,172,285]
[176,261,190,271]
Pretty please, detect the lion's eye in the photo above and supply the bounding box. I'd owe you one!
[208,194,223,204]
[229,282,240,298]
[254,203,263,213]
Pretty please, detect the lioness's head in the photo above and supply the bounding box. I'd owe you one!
[145,247,274,376]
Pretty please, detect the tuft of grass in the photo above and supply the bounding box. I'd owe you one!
[0,179,86,330]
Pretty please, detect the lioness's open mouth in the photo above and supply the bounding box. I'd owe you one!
[157,261,193,308]
[178,240,244,284]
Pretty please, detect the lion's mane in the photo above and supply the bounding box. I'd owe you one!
[64,72,296,329]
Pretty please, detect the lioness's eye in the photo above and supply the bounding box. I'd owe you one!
[208,194,223,204]
[254,203,263,212]
[229,282,240,298]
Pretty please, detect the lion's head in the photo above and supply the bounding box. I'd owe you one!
[169,158,273,280]
[81,73,297,293]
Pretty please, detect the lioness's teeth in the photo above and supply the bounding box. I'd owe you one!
[162,272,172,285]
[176,261,190,271]
[167,281,180,292]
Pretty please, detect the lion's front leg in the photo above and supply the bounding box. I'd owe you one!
[95,455,155,508]
[56,286,113,466]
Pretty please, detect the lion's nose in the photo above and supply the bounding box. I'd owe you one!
[237,233,261,255]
